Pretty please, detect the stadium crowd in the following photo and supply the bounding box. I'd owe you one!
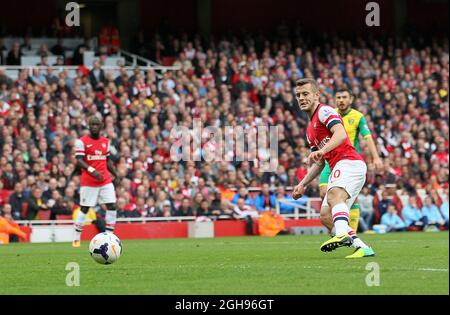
[0,29,448,232]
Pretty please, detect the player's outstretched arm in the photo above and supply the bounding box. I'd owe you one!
[292,160,325,200]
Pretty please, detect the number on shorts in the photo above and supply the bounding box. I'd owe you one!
[333,169,341,178]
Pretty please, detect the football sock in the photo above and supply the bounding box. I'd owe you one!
[347,227,368,249]
[105,210,117,232]
[74,211,87,241]
[332,203,350,236]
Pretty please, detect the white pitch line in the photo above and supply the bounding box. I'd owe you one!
[418,268,449,272]
[299,266,449,272]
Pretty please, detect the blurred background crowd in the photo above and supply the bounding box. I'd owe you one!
[0,23,448,231]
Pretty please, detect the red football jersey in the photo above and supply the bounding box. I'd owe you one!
[74,135,112,187]
[306,104,363,170]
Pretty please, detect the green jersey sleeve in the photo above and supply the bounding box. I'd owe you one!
[358,115,371,138]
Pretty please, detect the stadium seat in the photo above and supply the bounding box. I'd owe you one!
[56,215,72,221]
[161,57,176,66]
[21,203,29,220]
[38,210,51,220]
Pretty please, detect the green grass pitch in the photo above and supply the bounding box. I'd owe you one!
[0,232,448,294]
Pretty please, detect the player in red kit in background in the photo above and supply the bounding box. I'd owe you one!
[291,79,374,258]
[72,115,119,247]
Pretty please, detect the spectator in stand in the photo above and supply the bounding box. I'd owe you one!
[26,187,49,220]
[160,200,173,217]
[145,197,158,217]
[51,38,66,56]
[232,198,259,234]
[175,199,192,216]
[20,36,33,56]
[231,187,255,208]
[402,196,428,230]
[6,42,22,65]
[381,204,407,232]
[48,190,72,220]
[422,196,446,229]
[8,183,26,220]
[378,191,391,218]
[217,181,235,201]
[358,186,374,231]
[254,183,277,211]
[89,59,106,90]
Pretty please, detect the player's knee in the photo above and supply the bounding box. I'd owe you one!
[326,187,348,208]
[319,186,327,199]
[80,206,90,214]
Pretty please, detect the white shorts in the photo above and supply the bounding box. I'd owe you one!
[80,183,117,207]
[322,160,367,209]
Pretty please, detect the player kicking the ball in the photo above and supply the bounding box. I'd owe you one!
[291,79,374,258]
[72,116,119,247]
[318,88,383,234]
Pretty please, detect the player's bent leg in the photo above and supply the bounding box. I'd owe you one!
[73,206,90,247]
[319,205,333,232]
[320,187,353,252]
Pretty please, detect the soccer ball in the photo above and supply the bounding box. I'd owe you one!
[89,232,123,265]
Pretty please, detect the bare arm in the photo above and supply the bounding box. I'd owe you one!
[76,156,103,180]
[320,123,347,155]
[300,161,325,187]
[365,136,380,160]
[308,123,347,163]
[107,158,118,179]
[364,135,383,171]
[76,156,89,171]
[292,160,325,199]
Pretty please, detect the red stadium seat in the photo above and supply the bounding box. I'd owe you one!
[38,210,51,220]
[21,202,29,219]
[161,57,176,66]
[56,215,72,221]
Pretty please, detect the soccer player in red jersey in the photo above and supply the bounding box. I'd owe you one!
[72,116,119,247]
[291,79,374,258]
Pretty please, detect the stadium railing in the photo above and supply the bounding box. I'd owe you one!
[1,64,182,81]
[276,198,321,219]
[118,49,162,68]
[15,198,323,227]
